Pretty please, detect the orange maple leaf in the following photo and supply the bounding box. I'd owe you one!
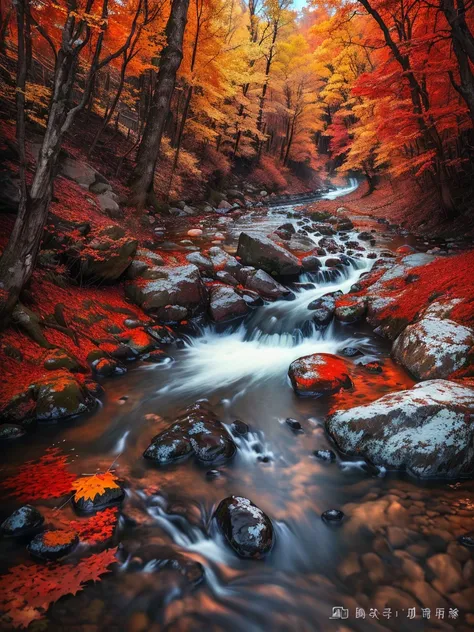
[72,472,120,503]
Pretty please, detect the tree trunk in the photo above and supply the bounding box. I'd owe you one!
[128,0,190,210]
[0,0,111,325]
[443,0,474,126]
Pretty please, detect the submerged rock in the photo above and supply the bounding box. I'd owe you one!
[288,353,352,397]
[214,496,274,559]
[392,314,474,380]
[144,402,236,466]
[326,380,474,478]
[1,505,44,537]
[285,418,302,431]
[237,232,302,276]
[28,529,79,561]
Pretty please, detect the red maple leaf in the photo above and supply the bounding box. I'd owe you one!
[0,548,117,629]
[1,447,75,502]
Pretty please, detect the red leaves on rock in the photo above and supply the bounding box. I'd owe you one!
[1,447,75,502]
[0,548,117,629]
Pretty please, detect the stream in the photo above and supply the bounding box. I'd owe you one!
[1,184,473,631]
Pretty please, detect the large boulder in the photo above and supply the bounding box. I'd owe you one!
[214,496,274,559]
[392,314,474,380]
[244,269,292,301]
[288,353,352,397]
[326,380,474,478]
[60,156,98,187]
[144,402,236,466]
[125,264,207,318]
[209,286,248,322]
[237,232,302,276]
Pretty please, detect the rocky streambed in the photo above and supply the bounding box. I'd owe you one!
[1,194,474,631]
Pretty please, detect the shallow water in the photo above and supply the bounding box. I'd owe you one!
[1,189,473,631]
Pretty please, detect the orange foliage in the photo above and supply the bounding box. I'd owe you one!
[0,548,117,629]
[72,472,120,503]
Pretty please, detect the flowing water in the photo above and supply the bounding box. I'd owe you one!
[1,186,473,631]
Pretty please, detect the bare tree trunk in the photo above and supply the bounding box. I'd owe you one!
[443,0,474,126]
[0,0,119,325]
[128,0,190,210]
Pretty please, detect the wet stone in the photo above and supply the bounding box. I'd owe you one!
[206,469,221,479]
[144,402,236,466]
[161,556,205,587]
[0,423,26,440]
[285,418,302,431]
[28,529,79,561]
[341,347,362,357]
[288,353,352,397]
[322,509,345,524]
[73,483,124,513]
[215,496,274,559]
[1,505,44,537]
[313,449,336,463]
[231,420,249,435]
[459,533,474,548]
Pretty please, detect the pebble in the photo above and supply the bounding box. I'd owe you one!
[187,228,203,237]
[321,509,344,524]
[459,533,474,548]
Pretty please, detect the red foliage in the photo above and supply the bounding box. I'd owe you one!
[1,447,75,502]
[376,250,474,327]
[0,548,117,629]
[43,507,119,546]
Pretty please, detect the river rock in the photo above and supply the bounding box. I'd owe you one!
[0,423,26,440]
[301,255,322,271]
[34,374,96,421]
[288,353,352,397]
[1,505,44,536]
[334,296,367,323]
[287,234,316,253]
[73,480,124,513]
[186,252,214,274]
[321,509,344,523]
[209,286,248,322]
[214,496,274,559]
[307,293,339,328]
[244,269,293,301]
[208,247,242,277]
[326,379,474,478]
[144,402,236,466]
[392,314,474,380]
[28,529,79,561]
[125,264,207,317]
[237,232,302,276]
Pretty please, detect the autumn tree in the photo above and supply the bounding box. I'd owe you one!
[128,0,190,210]
[0,0,143,324]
